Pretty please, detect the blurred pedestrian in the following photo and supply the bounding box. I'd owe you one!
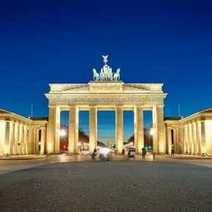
[153,152,156,160]
[142,148,146,160]
[91,148,97,160]
[122,148,125,155]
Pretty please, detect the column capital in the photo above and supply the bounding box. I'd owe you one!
[89,105,98,109]
[134,105,144,109]
[48,105,57,109]
[48,105,62,113]
[200,119,206,123]
[5,120,14,124]
[69,105,79,109]
[153,104,164,109]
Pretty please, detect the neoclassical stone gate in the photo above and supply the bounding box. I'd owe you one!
[45,57,167,154]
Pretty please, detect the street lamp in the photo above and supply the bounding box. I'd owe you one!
[150,128,155,136]
[60,128,67,138]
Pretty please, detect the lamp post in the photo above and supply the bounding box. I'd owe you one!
[150,128,155,136]
[60,128,67,138]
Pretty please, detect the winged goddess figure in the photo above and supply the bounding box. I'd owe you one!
[91,55,121,81]
[102,55,109,65]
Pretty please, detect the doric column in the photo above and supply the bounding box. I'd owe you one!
[89,106,97,152]
[190,123,194,154]
[177,124,182,154]
[183,125,187,154]
[188,123,191,154]
[192,122,197,154]
[14,122,18,154]
[167,128,172,154]
[28,126,33,154]
[188,123,194,154]
[34,129,38,153]
[174,126,181,153]
[22,125,25,154]
[19,124,23,154]
[23,125,27,154]
[200,120,206,154]
[40,127,46,154]
[14,122,17,155]
[47,106,60,153]
[4,121,14,155]
[17,122,20,154]
[186,124,191,154]
[32,127,37,154]
[18,123,21,154]
[0,121,5,155]
[18,123,22,155]
[195,121,201,154]
[10,121,15,154]
[68,106,79,154]
[134,106,144,153]
[25,126,30,155]
[187,124,191,154]
[192,122,198,154]
[153,105,165,154]
[115,106,124,154]
[21,123,25,154]
[55,108,60,153]
[9,121,14,155]
[186,125,190,154]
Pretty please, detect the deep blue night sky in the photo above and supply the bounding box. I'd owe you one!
[0,0,212,141]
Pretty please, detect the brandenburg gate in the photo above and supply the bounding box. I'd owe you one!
[46,56,167,154]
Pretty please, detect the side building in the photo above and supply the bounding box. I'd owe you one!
[0,109,48,155]
[165,108,212,155]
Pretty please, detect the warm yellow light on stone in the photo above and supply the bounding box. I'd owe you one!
[205,120,212,155]
[0,121,6,155]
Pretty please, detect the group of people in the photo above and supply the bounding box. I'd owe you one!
[91,145,175,160]
[122,147,148,159]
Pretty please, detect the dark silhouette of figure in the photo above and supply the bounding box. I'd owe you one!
[122,148,125,155]
[92,148,97,160]
[142,148,147,160]
[153,152,156,160]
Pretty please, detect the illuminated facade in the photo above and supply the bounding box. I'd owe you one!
[165,109,212,155]
[45,56,167,154]
[0,56,212,156]
[0,109,47,155]
[45,82,167,154]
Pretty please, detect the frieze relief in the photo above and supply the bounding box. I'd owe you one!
[48,94,164,105]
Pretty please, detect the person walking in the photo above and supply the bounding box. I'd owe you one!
[91,148,97,160]
[142,148,146,160]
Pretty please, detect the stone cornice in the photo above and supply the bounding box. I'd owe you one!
[46,82,167,95]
